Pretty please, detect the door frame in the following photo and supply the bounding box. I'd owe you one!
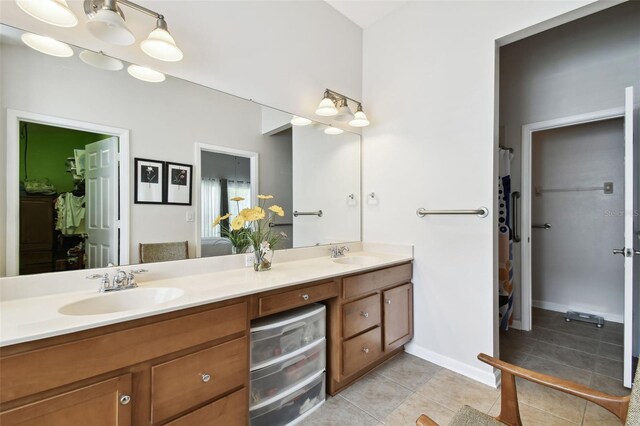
[6,109,130,276]
[520,106,624,331]
[194,142,259,258]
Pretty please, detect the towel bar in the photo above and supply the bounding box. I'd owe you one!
[416,207,489,218]
[294,210,323,217]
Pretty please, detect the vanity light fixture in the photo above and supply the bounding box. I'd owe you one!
[21,32,74,58]
[127,64,165,83]
[349,104,370,127]
[324,126,344,135]
[315,90,339,116]
[85,0,183,61]
[16,0,78,27]
[80,50,124,71]
[316,88,370,127]
[290,116,312,126]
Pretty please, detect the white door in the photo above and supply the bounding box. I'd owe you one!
[620,86,637,388]
[85,137,118,268]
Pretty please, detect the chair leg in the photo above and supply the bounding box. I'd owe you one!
[496,370,523,426]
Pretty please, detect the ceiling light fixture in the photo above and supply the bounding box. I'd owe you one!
[16,0,78,27]
[290,116,312,126]
[324,126,344,135]
[21,32,74,57]
[80,50,124,71]
[316,88,370,127]
[127,64,165,83]
[84,0,183,61]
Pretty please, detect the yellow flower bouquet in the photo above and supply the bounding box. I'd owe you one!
[212,195,287,271]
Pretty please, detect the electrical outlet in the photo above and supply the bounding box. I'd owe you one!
[245,254,253,267]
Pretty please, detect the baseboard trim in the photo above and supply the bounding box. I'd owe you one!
[532,300,623,324]
[405,342,499,388]
[510,320,523,330]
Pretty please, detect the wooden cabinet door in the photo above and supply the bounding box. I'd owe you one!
[0,374,132,426]
[383,283,413,351]
[19,196,54,251]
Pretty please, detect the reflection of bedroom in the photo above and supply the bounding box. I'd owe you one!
[18,122,109,274]
[201,151,252,257]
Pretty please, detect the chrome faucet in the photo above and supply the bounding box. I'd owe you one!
[329,245,350,258]
[86,269,148,292]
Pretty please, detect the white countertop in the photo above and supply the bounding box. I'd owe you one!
[0,248,412,347]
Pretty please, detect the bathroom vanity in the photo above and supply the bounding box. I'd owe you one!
[0,249,413,425]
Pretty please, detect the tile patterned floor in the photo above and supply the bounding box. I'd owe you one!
[300,308,630,425]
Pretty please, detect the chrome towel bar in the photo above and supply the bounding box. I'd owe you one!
[532,223,552,230]
[268,222,293,227]
[294,210,323,217]
[416,207,489,218]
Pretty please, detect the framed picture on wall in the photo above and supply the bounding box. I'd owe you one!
[165,162,193,205]
[134,158,164,204]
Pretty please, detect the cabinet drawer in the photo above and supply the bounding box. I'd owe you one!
[342,263,412,299]
[151,337,247,423]
[0,374,131,426]
[165,387,247,426]
[258,281,337,317]
[342,327,382,378]
[342,294,380,339]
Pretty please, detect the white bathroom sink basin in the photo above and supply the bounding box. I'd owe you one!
[58,287,184,316]
[332,256,379,266]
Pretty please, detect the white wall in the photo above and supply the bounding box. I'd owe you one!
[292,125,361,247]
[531,119,625,322]
[500,1,640,323]
[362,0,600,385]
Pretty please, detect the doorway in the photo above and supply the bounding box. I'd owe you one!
[5,109,130,276]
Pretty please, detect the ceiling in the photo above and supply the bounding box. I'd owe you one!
[324,0,409,29]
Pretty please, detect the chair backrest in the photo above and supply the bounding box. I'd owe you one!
[626,363,640,425]
[139,241,188,263]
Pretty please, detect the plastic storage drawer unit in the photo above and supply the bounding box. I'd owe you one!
[249,371,326,426]
[251,304,326,369]
[250,338,325,406]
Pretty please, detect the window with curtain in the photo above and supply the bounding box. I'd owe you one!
[228,180,251,217]
[201,178,221,238]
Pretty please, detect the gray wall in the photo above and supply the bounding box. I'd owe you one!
[499,1,640,323]
[531,118,624,320]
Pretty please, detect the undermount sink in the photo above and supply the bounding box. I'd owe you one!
[58,287,184,316]
[332,255,379,266]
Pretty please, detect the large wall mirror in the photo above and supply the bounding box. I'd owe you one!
[0,24,361,277]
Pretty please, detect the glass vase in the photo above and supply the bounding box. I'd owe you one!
[253,249,273,271]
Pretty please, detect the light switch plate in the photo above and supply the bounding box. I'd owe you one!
[186,211,194,222]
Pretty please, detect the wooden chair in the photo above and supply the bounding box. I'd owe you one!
[139,241,188,263]
[417,353,637,426]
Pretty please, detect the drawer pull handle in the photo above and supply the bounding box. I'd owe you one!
[361,347,370,354]
[119,394,131,405]
[360,311,369,318]
[301,294,310,301]
[201,373,211,383]
[386,299,392,305]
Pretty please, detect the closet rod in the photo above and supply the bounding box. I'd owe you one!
[416,207,489,218]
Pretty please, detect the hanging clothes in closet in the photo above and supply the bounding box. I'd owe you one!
[498,148,514,331]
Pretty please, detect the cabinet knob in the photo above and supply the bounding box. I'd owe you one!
[301,294,310,301]
[201,373,211,383]
[119,394,131,405]
[360,311,369,318]
[386,299,392,305]
[361,347,369,354]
